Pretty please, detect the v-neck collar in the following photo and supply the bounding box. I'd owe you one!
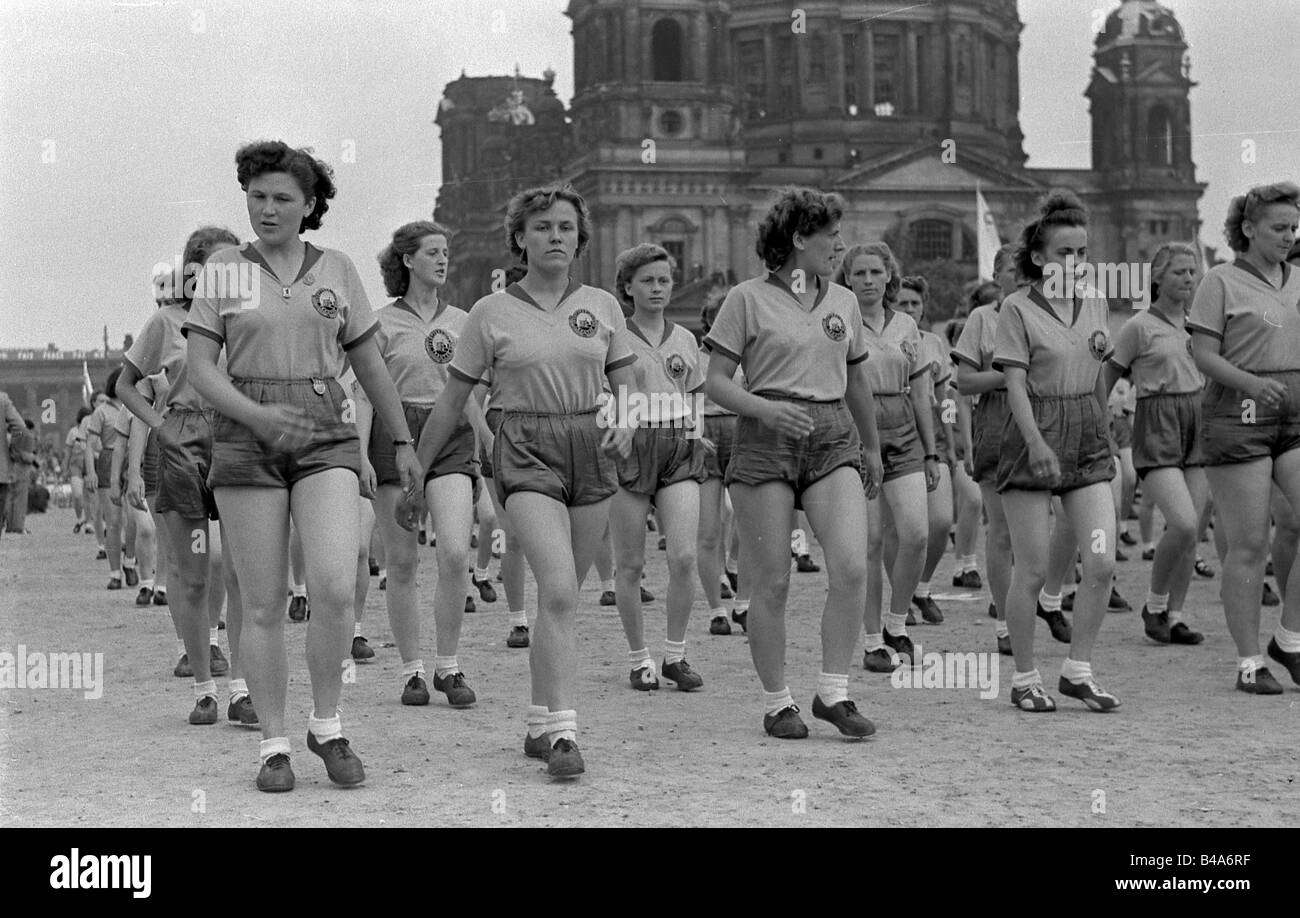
[1147,305,1184,331]
[765,272,828,311]
[861,305,896,336]
[627,317,674,348]
[505,277,583,311]
[1233,257,1291,290]
[1027,286,1081,328]
[394,295,445,324]
[242,242,323,286]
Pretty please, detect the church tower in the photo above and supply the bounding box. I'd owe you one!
[1086,0,1204,262]
[565,0,746,313]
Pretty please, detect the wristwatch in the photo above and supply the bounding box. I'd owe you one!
[393,438,417,448]
[924,453,941,462]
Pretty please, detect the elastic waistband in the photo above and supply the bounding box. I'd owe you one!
[166,406,210,416]
[503,405,602,418]
[1137,390,1200,402]
[1029,392,1097,402]
[873,391,910,399]
[231,376,337,385]
[751,391,844,405]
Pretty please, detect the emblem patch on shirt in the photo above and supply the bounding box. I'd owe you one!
[1088,329,1109,360]
[900,339,918,364]
[425,328,455,364]
[822,314,847,341]
[665,353,687,379]
[569,308,598,338]
[312,288,339,319]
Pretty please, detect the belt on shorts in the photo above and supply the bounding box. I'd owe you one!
[231,375,337,392]
[873,390,910,398]
[750,390,842,404]
[502,405,603,418]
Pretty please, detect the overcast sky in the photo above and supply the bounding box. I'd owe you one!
[1,0,1296,349]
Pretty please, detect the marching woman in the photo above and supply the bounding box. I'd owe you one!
[87,370,132,588]
[358,220,483,708]
[399,184,635,777]
[65,408,93,534]
[1189,182,1300,694]
[608,243,708,691]
[705,187,883,739]
[993,190,1119,713]
[186,141,421,792]
[1103,242,1208,646]
[893,275,951,625]
[698,296,748,635]
[118,226,243,723]
[835,243,935,671]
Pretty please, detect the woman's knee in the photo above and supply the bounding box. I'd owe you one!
[537,581,579,617]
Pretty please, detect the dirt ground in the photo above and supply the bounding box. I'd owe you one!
[1,505,1296,828]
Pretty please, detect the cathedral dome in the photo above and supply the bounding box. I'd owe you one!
[1098,0,1184,48]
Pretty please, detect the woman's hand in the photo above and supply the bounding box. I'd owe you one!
[126,472,147,511]
[1027,437,1061,484]
[1250,376,1288,413]
[862,450,884,502]
[359,458,378,500]
[601,425,634,460]
[255,404,316,452]
[924,456,940,492]
[395,484,427,532]
[394,445,423,494]
[760,401,815,439]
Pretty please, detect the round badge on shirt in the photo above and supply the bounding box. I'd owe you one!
[312,288,339,319]
[822,314,847,341]
[569,309,598,338]
[425,328,455,364]
[665,353,687,379]
[1088,330,1109,361]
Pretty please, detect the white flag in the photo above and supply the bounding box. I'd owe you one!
[82,361,94,407]
[976,184,1001,281]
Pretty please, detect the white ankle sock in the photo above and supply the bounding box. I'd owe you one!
[763,686,795,715]
[433,655,459,678]
[708,606,726,618]
[509,610,528,627]
[1238,654,1267,674]
[353,622,363,638]
[1011,668,1041,689]
[292,583,307,598]
[259,737,291,763]
[1274,624,1300,653]
[863,631,885,651]
[628,647,653,669]
[228,678,249,702]
[959,555,976,572]
[1060,658,1092,684]
[141,578,154,591]
[883,611,908,635]
[208,627,219,646]
[526,704,549,739]
[664,639,685,665]
[601,579,615,593]
[915,581,932,599]
[733,599,750,613]
[1038,590,1062,612]
[1146,592,1169,616]
[193,679,217,700]
[817,672,849,705]
[474,566,489,581]
[995,620,1009,638]
[402,658,425,677]
[123,556,137,570]
[546,709,577,743]
[308,713,343,743]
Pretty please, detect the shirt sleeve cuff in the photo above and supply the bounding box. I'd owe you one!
[1186,323,1223,341]
[605,354,636,373]
[952,352,981,371]
[181,323,223,345]
[991,356,1029,372]
[447,365,481,385]
[702,337,742,364]
[342,322,380,351]
[847,349,869,366]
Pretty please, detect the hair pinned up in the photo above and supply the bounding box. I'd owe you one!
[1223,182,1300,253]
[1014,190,1089,281]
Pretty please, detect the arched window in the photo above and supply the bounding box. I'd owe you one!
[909,219,953,261]
[652,19,684,82]
[1147,106,1174,166]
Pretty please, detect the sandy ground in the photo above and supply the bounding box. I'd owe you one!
[1,504,1297,828]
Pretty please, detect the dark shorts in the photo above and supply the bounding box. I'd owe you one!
[971,390,1008,485]
[702,414,737,480]
[932,404,953,468]
[369,402,477,488]
[726,395,862,511]
[494,407,618,507]
[873,393,925,483]
[479,407,504,480]
[142,427,160,499]
[210,378,360,490]
[1111,413,1134,450]
[155,408,219,519]
[67,448,87,478]
[1200,371,1300,466]
[995,393,1116,495]
[95,448,115,490]
[618,424,707,496]
[1133,392,1202,478]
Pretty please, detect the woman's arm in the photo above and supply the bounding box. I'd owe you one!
[117,363,166,432]
[351,337,420,492]
[846,361,883,499]
[125,414,149,510]
[1004,366,1058,481]
[1192,335,1281,400]
[955,364,1006,397]
[704,353,813,439]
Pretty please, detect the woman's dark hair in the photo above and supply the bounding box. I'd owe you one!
[104,367,122,400]
[504,184,591,264]
[700,290,730,334]
[1014,190,1089,281]
[755,187,845,272]
[1223,182,1300,253]
[945,318,966,348]
[834,242,901,304]
[182,226,240,306]
[968,280,1001,312]
[379,221,452,297]
[899,275,930,306]
[75,406,92,424]
[503,263,528,286]
[614,243,676,307]
[235,141,336,233]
